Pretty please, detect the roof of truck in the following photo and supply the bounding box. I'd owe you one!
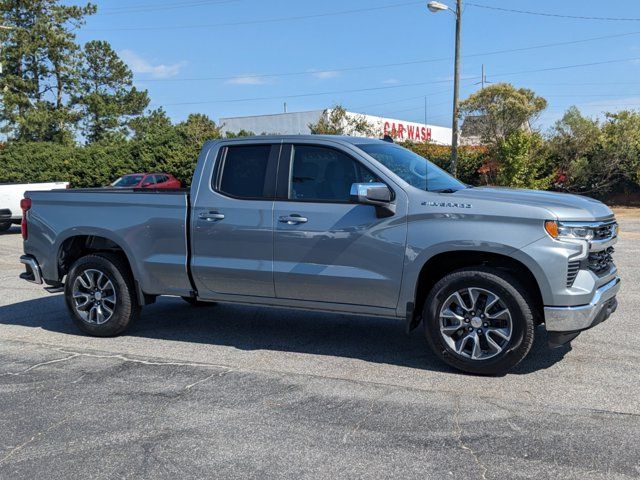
[212,135,387,145]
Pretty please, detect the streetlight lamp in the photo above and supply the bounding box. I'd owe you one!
[427,0,462,177]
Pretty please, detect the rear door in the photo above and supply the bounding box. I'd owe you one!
[141,175,157,188]
[272,142,408,309]
[191,143,279,298]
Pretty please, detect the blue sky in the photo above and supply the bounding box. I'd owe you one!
[75,0,640,131]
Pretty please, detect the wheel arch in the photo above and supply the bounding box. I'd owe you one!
[56,232,150,304]
[410,250,545,329]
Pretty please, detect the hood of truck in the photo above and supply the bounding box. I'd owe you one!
[448,187,614,221]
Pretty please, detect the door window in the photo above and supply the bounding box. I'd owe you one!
[216,145,273,199]
[143,175,157,186]
[288,145,380,202]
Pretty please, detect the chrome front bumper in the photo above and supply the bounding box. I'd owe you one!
[544,276,621,332]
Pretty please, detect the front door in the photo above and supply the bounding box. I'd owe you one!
[273,143,407,309]
[191,143,279,299]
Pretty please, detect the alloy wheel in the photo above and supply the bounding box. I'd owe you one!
[72,268,117,325]
[439,287,513,360]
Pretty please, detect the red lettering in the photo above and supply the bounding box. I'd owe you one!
[420,127,426,141]
[426,128,432,141]
[391,123,397,137]
[383,121,390,135]
[397,123,405,139]
[407,125,415,139]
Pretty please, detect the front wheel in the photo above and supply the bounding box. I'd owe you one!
[423,267,535,375]
[64,253,141,336]
[0,221,11,232]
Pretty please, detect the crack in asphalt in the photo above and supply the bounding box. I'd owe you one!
[0,416,72,466]
[341,389,392,444]
[3,341,639,421]
[182,371,227,391]
[453,397,489,480]
[0,353,80,377]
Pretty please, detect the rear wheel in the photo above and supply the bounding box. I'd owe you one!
[64,253,140,336]
[0,222,11,232]
[423,267,535,375]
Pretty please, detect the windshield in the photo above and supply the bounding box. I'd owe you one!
[112,175,144,187]
[356,143,467,192]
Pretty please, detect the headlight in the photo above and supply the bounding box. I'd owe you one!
[544,220,595,241]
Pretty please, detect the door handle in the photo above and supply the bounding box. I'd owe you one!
[199,211,225,221]
[279,214,308,225]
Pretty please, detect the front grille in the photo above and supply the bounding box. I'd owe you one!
[588,247,615,276]
[567,261,580,287]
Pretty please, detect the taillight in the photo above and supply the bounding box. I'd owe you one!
[20,198,31,240]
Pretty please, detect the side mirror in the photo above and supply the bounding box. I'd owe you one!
[350,183,395,217]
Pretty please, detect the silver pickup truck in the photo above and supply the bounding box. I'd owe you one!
[19,135,620,374]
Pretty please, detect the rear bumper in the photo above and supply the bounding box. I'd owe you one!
[19,255,43,284]
[544,276,620,345]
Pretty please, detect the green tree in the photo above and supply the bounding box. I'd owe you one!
[0,0,96,142]
[176,113,222,146]
[74,40,149,143]
[497,130,553,190]
[459,83,547,146]
[308,105,377,136]
[599,110,640,191]
[547,107,601,192]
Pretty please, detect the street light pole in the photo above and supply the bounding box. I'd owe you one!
[427,0,462,177]
[451,0,461,177]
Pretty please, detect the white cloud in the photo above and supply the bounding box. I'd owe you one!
[382,78,400,85]
[226,75,266,85]
[119,50,185,78]
[309,70,340,80]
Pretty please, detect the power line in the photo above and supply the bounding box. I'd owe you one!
[98,0,239,16]
[494,56,640,78]
[156,56,640,107]
[466,2,640,22]
[137,30,640,83]
[157,77,474,106]
[87,1,424,31]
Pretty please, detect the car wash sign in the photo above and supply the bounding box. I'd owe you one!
[348,111,452,145]
[383,121,431,142]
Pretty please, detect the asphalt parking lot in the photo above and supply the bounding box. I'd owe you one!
[1,211,639,480]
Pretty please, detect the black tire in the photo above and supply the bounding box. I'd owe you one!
[0,221,11,232]
[423,267,535,375]
[181,296,216,307]
[64,253,141,336]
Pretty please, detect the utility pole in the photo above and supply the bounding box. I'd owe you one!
[427,0,462,177]
[450,0,462,177]
[283,102,287,113]
[424,96,428,125]
[481,64,485,89]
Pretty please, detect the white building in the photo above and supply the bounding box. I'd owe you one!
[219,109,453,145]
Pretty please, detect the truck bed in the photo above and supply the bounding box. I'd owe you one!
[25,188,194,297]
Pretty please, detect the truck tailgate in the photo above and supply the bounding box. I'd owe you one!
[24,189,192,297]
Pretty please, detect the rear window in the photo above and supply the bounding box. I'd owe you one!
[217,145,272,199]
